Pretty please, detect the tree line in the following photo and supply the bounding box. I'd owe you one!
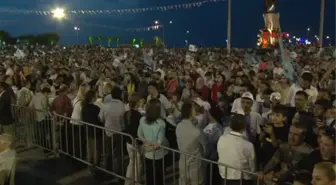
[0,30,60,45]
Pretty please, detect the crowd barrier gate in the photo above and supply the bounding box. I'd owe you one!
[11,105,262,185]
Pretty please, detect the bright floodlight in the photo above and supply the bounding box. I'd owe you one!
[74,26,80,31]
[307,28,310,31]
[186,30,190,34]
[326,36,330,39]
[154,20,159,24]
[52,8,66,19]
[169,21,172,24]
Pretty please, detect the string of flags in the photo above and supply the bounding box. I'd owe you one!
[0,0,225,15]
[77,20,163,32]
[0,19,163,32]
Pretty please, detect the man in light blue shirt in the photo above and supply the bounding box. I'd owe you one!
[99,87,125,177]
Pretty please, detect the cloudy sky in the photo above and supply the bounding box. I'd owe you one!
[0,0,335,47]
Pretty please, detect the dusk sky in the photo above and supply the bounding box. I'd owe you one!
[0,0,335,47]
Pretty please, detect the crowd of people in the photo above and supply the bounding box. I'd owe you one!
[0,44,335,185]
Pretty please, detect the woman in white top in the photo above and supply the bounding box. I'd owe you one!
[70,84,87,125]
[69,84,87,159]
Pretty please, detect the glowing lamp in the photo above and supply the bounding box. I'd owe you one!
[52,8,66,19]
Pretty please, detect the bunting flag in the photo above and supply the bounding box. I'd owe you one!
[279,34,296,81]
[0,0,226,15]
[77,20,163,32]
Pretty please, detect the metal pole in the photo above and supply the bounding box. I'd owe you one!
[319,0,325,49]
[162,25,165,47]
[76,31,79,44]
[227,0,231,56]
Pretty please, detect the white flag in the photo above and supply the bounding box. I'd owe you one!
[14,48,26,59]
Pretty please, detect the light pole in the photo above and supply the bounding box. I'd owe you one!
[319,0,325,49]
[74,26,80,44]
[154,21,165,45]
[326,36,330,46]
[227,0,231,56]
[306,27,310,38]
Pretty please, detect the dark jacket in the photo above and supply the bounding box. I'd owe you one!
[0,91,14,125]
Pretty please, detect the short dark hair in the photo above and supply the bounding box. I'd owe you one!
[242,83,256,95]
[229,114,246,132]
[295,90,308,100]
[145,98,161,124]
[41,87,51,94]
[263,88,273,96]
[205,72,212,77]
[111,87,122,100]
[272,104,287,117]
[0,82,8,90]
[148,81,158,90]
[83,90,95,105]
[180,101,193,119]
[292,122,308,134]
[324,126,336,144]
[294,171,312,185]
[301,72,314,83]
[22,80,31,87]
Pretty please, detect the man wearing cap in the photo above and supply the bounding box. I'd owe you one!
[239,92,262,144]
[231,84,259,113]
[261,92,282,124]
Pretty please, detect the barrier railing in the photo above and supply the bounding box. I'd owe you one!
[11,105,261,185]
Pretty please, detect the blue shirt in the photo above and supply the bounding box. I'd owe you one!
[137,117,168,159]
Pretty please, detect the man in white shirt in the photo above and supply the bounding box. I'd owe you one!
[17,80,33,107]
[218,114,256,185]
[285,72,318,107]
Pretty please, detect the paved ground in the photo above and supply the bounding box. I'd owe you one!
[15,144,179,185]
[15,146,116,185]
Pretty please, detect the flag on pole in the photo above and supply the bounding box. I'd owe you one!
[14,48,26,59]
[279,36,296,81]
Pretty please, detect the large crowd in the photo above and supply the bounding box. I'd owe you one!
[0,44,335,185]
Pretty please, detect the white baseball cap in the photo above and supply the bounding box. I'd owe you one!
[241,92,254,101]
[270,92,281,101]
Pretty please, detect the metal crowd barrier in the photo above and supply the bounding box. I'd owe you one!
[11,105,261,185]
